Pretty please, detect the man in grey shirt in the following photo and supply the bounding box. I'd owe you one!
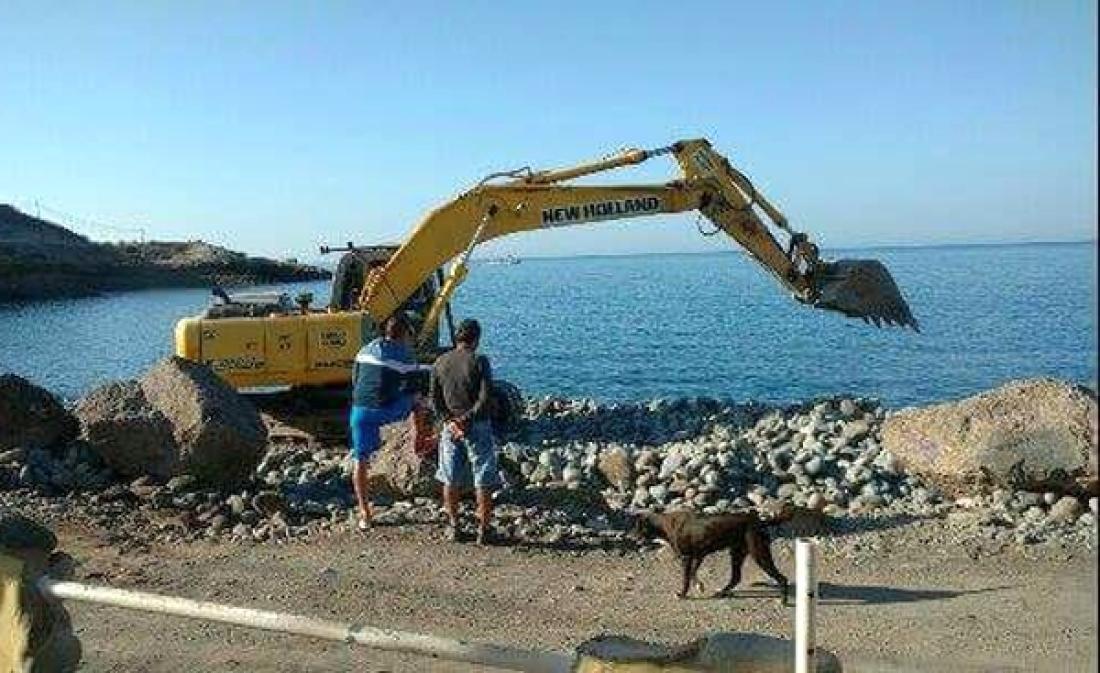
[430,318,498,544]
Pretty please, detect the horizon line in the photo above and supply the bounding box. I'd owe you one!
[5,203,1093,260]
[470,238,1097,263]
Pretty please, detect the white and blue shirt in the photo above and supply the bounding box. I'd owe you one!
[351,337,424,407]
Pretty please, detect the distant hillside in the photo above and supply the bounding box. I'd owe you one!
[0,204,331,301]
[0,205,93,247]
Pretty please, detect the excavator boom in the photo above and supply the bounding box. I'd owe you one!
[174,138,917,393]
[363,139,918,336]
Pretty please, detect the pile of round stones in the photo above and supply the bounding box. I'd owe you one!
[0,444,115,494]
[505,396,930,516]
[2,395,1095,551]
[949,489,1097,548]
[501,396,1097,549]
[0,440,359,547]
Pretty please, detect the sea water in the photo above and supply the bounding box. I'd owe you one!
[1,243,1095,407]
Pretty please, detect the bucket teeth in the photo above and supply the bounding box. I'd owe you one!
[814,259,919,331]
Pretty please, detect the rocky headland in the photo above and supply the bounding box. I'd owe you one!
[0,204,330,301]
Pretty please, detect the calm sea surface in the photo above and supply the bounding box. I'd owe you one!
[1,243,1096,407]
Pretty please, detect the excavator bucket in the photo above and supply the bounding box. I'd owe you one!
[814,259,919,330]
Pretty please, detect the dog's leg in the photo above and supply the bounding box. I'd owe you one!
[717,544,747,597]
[690,556,705,595]
[678,556,694,599]
[748,528,790,605]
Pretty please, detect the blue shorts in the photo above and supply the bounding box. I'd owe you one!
[435,420,499,490]
[349,396,414,461]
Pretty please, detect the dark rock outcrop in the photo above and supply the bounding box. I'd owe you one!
[0,374,77,452]
[0,204,330,301]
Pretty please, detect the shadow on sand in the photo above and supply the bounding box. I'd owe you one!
[816,581,1011,606]
[507,537,640,554]
[828,511,942,536]
[771,511,943,541]
[711,581,1010,606]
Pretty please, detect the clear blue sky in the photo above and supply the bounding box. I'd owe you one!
[2,1,1096,259]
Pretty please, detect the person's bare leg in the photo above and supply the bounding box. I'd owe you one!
[442,483,462,541]
[474,488,493,544]
[475,488,492,527]
[442,484,460,523]
[352,459,371,526]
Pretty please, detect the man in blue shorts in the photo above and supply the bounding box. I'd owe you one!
[349,314,429,530]
[430,318,499,545]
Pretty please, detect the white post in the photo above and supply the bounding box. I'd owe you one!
[794,538,818,673]
[39,578,572,673]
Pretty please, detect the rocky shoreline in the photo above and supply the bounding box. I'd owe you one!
[2,371,1097,557]
[0,204,330,301]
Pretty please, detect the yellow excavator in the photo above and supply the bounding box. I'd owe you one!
[174,138,917,394]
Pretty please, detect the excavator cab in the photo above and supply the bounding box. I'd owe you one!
[325,244,448,356]
[327,244,394,311]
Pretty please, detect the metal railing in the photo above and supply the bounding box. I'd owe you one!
[4,540,829,672]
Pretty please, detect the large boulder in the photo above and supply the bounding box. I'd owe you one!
[0,374,77,452]
[74,381,176,477]
[366,422,438,498]
[74,357,266,486]
[140,357,267,484]
[597,446,634,490]
[882,379,1098,497]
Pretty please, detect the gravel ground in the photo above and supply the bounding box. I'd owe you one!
[55,510,1096,673]
[5,390,1096,670]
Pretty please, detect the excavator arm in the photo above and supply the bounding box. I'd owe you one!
[361,138,918,341]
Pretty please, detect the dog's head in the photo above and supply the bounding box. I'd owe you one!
[764,500,796,523]
[629,513,662,541]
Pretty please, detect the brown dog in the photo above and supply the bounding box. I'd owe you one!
[632,510,790,603]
